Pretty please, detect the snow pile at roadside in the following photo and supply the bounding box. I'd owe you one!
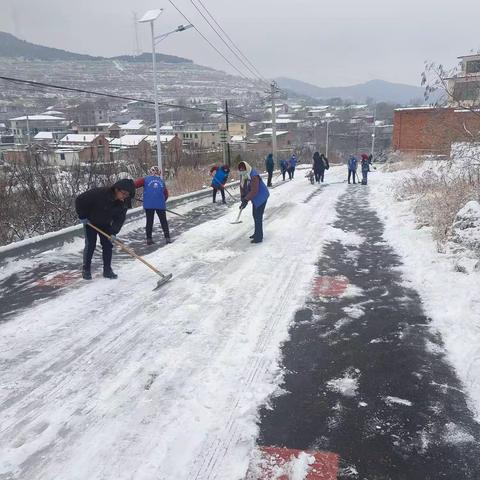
[449,200,480,272]
[371,167,480,421]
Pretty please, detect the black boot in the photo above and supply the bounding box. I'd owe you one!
[82,267,92,280]
[165,236,173,244]
[103,268,118,279]
[146,238,154,245]
[249,234,255,239]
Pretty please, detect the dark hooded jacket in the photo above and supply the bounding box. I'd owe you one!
[75,179,135,234]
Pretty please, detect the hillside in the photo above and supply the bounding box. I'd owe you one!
[0,31,192,64]
[276,77,426,104]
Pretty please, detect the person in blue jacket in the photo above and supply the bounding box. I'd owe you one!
[134,166,171,245]
[288,153,297,179]
[265,153,274,187]
[210,164,230,204]
[238,160,270,244]
[280,159,288,181]
[348,155,358,184]
[361,153,370,185]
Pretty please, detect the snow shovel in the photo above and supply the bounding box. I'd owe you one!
[230,207,244,224]
[87,223,172,290]
[166,208,185,218]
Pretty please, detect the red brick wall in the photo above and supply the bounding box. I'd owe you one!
[393,108,480,155]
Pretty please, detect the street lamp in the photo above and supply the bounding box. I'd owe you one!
[139,9,193,174]
[325,119,331,158]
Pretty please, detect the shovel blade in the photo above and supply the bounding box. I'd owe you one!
[154,273,173,290]
[230,220,243,224]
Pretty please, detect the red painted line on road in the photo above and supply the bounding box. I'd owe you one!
[36,271,81,288]
[247,446,338,479]
[312,276,349,298]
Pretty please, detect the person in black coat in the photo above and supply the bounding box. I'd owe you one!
[75,179,135,280]
[313,151,329,183]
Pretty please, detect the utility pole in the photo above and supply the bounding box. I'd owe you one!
[371,104,377,158]
[269,81,280,165]
[325,120,330,158]
[225,100,231,167]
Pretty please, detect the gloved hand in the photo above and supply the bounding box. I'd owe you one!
[79,218,89,225]
[240,199,248,210]
[110,234,117,243]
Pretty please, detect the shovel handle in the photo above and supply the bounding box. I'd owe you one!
[87,223,166,278]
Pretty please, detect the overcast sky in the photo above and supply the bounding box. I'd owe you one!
[1,0,479,87]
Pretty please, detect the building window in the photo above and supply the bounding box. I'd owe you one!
[453,80,480,101]
[194,133,198,139]
[60,153,65,160]
[466,60,480,74]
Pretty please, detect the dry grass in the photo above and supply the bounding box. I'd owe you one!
[396,160,480,246]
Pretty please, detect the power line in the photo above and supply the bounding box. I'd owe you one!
[192,0,269,85]
[189,0,269,87]
[0,75,248,120]
[166,0,257,83]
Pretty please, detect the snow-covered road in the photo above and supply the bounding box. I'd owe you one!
[0,167,346,480]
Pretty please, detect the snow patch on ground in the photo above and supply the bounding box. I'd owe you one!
[384,396,413,407]
[326,370,360,398]
[444,422,476,445]
[342,304,365,319]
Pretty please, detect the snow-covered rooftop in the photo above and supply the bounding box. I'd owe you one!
[40,110,64,116]
[34,132,54,140]
[110,135,148,147]
[145,135,175,144]
[60,134,99,143]
[10,115,65,121]
[120,120,146,130]
[254,129,289,138]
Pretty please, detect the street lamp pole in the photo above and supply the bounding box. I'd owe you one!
[326,120,330,158]
[150,20,162,172]
[139,9,192,175]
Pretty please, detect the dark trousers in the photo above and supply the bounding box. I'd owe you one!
[314,170,325,183]
[287,168,293,180]
[267,170,273,187]
[348,170,357,184]
[252,201,267,241]
[213,187,225,203]
[145,209,170,239]
[83,224,112,271]
[290,167,296,179]
[282,170,287,181]
[362,171,368,184]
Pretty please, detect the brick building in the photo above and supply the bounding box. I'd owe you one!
[392,107,480,155]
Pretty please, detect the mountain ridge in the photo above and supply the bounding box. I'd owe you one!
[276,76,426,104]
[0,31,192,64]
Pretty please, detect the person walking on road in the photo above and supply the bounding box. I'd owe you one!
[313,151,329,183]
[348,155,358,184]
[238,160,270,244]
[288,153,297,180]
[134,166,171,246]
[75,178,136,280]
[361,154,370,185]
[280,158,288,181]
[265,153,274,187]
[210,164,230,204]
